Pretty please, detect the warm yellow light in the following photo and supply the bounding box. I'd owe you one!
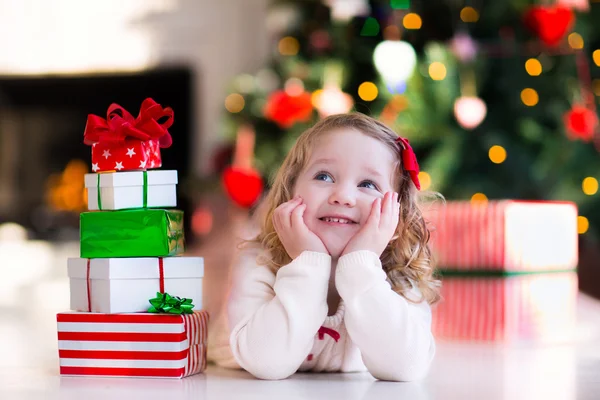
[489,145,507,164]
[583,177,599,195]
[525,58,542,76]
[578,216,589,234]
[593,50,600,67]
[418,172,431,190]
[471,193,488,205]
[278,36,300,56]
[568,33,584,50]
[311,89,323,107]
[225,93,245,113]
[403,13,422,29]
[429,62,447,81]
[460,7,479,23]
[358,82,378,101]
[521,88,539,106]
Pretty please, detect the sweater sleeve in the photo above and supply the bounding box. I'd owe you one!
[335,250,436,382]
[228,248,332,380]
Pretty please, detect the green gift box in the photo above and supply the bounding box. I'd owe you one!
[80,209,185,258]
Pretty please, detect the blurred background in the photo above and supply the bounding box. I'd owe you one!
[1,0,600,354]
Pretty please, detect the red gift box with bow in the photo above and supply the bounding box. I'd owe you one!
[84,98,174,173]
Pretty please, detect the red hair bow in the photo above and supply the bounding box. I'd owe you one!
[83,98,174,148]
[396,137,421,190]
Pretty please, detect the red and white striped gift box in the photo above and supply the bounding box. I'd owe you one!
[425,200,578,272]
[431,272,578,343]
[57,310,209,378]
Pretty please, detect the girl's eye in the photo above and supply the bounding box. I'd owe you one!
[359,180,379,191]
[314,172,333,182]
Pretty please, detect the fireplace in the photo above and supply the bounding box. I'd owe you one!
[0,67,194,240]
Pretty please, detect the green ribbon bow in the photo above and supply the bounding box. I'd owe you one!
[147,292,194,314]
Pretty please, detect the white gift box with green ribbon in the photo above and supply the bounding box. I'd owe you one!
[85,170,178,210]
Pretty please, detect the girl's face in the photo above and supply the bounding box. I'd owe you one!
[293,128,398,259]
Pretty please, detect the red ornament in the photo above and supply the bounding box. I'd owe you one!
[563,105,598,142]
[523,5,575,47]
[263,90,313,128]
[222,166,264,208]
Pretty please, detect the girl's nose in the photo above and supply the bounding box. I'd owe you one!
[328,185,356,207]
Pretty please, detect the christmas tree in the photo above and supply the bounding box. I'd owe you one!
[218,0,600,239]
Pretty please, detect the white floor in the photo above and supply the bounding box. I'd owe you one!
[1,241,600,399]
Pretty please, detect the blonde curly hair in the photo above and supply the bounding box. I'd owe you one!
[244,113,441,305]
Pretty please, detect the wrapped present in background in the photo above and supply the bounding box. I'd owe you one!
[432,272,578,343]
[80,209,185,258]
[83,98,173,173]
[57,310,209,378]
[425,200,578,273]
[68,256,204,313]
[85,170,178,211]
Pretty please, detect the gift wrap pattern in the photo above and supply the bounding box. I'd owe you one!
[85,170,178,211]
[57,311,209,378]
[80,209,185,258]
[432,272,578,343]
[425,200,578,272]
[425,200,579,343]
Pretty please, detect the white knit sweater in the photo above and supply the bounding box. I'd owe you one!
[210,246,436,381]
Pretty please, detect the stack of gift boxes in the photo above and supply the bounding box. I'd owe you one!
[57,98,209,378]
[426,200,578,344]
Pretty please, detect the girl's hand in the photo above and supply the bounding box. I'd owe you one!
[342,191,399,258]
[272,196,329,260]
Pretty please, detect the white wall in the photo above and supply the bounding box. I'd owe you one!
[0,0,270,177]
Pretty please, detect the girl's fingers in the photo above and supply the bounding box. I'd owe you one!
[291,203,308,233]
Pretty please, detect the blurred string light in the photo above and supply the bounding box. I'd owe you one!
[390,0,410,9]
[360,17,380,36]
[418,172,431,190]
[460,7,479,23]
[593,50,600,67]
[471,193,488,205]
[568,33,584,50]
[373,40,417,90]
[278,36,299,56]
[225,93,245,113]
[525,58,542,76]
[403,13,422,30]
[578,216,589,234]
[489,145,507,164]
[284,77,305,96]
[358,81,378,101]
[521,88,539,106]
[429,62,447,80]
[582,177,598,195]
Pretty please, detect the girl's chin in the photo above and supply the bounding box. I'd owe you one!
[322,241,349,260]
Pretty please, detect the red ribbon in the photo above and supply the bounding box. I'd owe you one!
[396,137,421,190]
[318,326,340,342]
[83,98,174,148]
[158,257,165,293]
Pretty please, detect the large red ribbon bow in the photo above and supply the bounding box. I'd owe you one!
[83,98,174,148]
[396,137,421,190]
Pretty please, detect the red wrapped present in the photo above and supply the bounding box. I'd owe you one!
[432,272,578,343]
[425,200,578,272]
[57,310,208,378]
[84,98,174,173]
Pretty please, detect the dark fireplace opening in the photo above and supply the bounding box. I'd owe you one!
[0,67,195,241]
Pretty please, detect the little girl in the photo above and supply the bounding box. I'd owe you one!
[212,113,441,381]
